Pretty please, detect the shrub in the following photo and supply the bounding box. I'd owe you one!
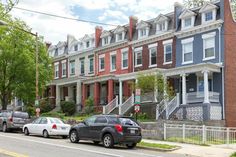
[84,97,94,114]
[41,112,65,119]
[26,106,35,116]
[60,101,76,116]
[39,99,54,113]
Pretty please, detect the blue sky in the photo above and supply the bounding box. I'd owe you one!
[9,0,183,44]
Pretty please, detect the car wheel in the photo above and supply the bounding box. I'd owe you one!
[93,141,100,145]
[24,128,29,136]
[2,123,7,133]
[62,135,68,139]
[126,143,137,149]
[69,130,79,143]
[103,134,114,148]
[43,130,49,138]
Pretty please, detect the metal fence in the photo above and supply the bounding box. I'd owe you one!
[164,123,236,145]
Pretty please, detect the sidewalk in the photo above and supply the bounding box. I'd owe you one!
[142,139,235,157]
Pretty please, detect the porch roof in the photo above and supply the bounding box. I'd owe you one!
[163,63,222,77]
[82,74,118,84]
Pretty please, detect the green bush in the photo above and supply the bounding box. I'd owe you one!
[39,99,54,113]
[26,106,35,116]
[41,112,65,119]
[60,101,76,116]
[84,97,94,114]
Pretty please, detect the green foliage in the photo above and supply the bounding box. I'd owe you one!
[84,97,94,114]
[41,112,65,119]
[138,141,177,150]
[39,99,54,113]
[26,106,35,116]
[231,152,236,157]
[0,3,52,110]
[60,101,76,116]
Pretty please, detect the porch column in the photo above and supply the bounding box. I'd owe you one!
[119,80,123,105]
[56,85,60,107]
[94,82,100,106]
[76,81,81,104]
[203,70,210,104]
[108,79,114,103]
[163,76,168,119]
[181,73,186,105]
[82,84,87,106]
[68,86,73,101]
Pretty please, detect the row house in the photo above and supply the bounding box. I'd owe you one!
[47,0,236,127]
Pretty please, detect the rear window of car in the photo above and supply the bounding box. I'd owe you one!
[13,112,29,119]
[49,118,64,124]
[119,118,139,126]
[107,116,119,124]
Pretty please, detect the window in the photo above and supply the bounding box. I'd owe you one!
[158,22,167,32]
[62,62,66,77]
[55,49,58,56]
[203,37,215,60]
[89,57,94,73]
[205,11,213,21]
[110,53,116,71]
[39,118,48,124]
[70,60,75,75]
[94,116,107,124]
[182,42,193,64]
[149,48,157,66]
[99,56,105,71]
[117,33,123,41]
[80,59,85,75]
[122,51,128,69]
[86,41,90,48]
[164,44,172,63]
[140,28,146,37]
[184,18,192,27]
[74,45,78,51]
[85,116,96,125]
[135,51,142,67]
[104,37,109,45]
[54,63,59,78]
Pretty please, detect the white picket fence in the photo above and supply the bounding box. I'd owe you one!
[164,123,236,145]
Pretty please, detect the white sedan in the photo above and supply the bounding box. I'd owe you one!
[23,117,71,138]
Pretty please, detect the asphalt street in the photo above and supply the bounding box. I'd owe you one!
[0,132,195,157]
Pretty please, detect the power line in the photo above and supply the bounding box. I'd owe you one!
[12,6,118,27]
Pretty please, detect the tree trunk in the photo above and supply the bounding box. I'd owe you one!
[1,94,8,110]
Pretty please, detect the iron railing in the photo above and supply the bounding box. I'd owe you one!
[120,94,134,115]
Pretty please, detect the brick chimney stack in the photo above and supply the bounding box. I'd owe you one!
[95,26,103,48]
[129,16,138,41]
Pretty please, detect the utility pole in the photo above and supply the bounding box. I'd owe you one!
[35,32,39,101]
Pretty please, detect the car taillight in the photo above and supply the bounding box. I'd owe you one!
[52,124,57,129]
[9,117,13,122]
[115,124,123,133]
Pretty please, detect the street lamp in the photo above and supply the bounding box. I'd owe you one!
[0,19,39,108]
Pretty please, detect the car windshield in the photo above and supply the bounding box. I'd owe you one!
[49,118,64,124]
[13,112,29,119]
[119,118,138,126]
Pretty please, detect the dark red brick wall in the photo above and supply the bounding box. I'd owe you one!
[224,0,236,127]
[53,59,68,79]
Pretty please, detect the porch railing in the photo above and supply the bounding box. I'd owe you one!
[186,92,220,104]
[119,94,134,115]
[103,96,118,114]
[141,92,155,103]
[166,93,180,119]
[156,99,165,120]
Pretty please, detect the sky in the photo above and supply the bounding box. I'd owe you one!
[8,0,183,44]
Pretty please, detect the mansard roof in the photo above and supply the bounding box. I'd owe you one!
[179,9,197,19]
[114,25,127,34]
[154,14,170,23]
[136,20,151,29]
[199,2,218,13]
[82,34,94,41]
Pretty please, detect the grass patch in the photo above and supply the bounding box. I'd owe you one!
[231,152,236,157]
[138,141,177,150]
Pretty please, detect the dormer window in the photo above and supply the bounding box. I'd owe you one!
[104,37,109,45]
[136,21,150,39]
[179,9,196,30]
[114,26,127,42]
[117,33,122,41]
[154,14,169,34]
[101,30,112,46]
[74,45,78,51]
[199,3,218,24]
[86,41,90,48]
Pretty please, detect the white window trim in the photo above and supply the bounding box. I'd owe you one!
[69,60,75,76]
[99,54,105,72]
[148,44,157,67]
[61,63,67,78]
[156,21,168,34]
[89,57,94,73]
[54,62,59,79]
[202,9,216,24]
[121,50,128,70]
[181,37,194,65]
[138,27,149,39]
[134,47,143,67]
[181,16,195,30]
[80,59,85,75]
[202,32,216,61]
[163,40,173,65]
[115,32,125,42]
[102,36,111,46]
[110,51,117,72]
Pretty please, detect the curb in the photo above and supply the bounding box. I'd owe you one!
[136,145,181,152]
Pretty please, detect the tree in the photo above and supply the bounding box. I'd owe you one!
[0,4,52,110]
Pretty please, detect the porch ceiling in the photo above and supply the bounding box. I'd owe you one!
[164,63,222,77]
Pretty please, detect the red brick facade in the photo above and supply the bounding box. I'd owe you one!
[224,0,236,127]
[53,59,68,79]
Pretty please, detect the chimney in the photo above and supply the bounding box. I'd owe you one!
[129,16,138,41]
[95,26,103,48]
[174,2,184,30]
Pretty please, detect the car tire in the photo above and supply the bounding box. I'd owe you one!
[69,130,79,143]
[93,141,100,145]
[24,128,29,136]
[43,130,49,138]
[126,143,137,149]
[103,134,114,148]
[62,135,68,139]
[2,123,7,133]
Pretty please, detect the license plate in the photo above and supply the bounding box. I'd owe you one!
[130,130,135,134]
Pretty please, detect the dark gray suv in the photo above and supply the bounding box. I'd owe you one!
[69,115,142,148]
[0,111,30,132]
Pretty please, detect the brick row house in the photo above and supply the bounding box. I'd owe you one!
[46,0,236,127]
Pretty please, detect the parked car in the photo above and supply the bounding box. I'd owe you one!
[0,110,30,132]
[69,115,142,148]
[23,117,71,138]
